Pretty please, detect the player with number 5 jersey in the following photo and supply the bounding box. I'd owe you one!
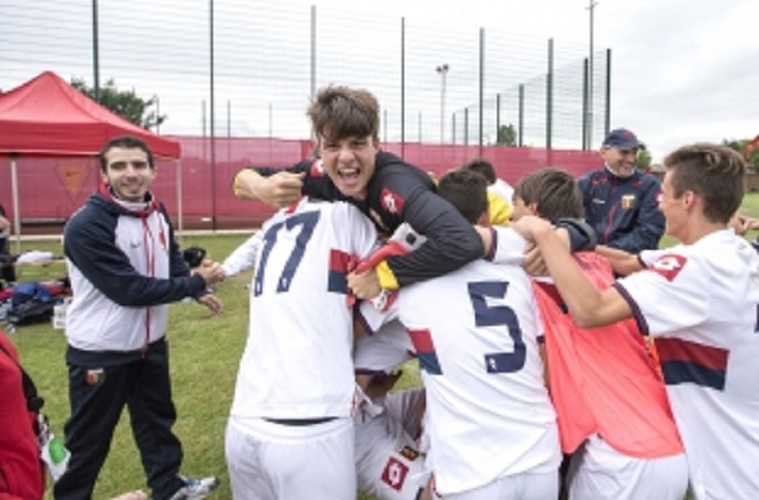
[360,170,560,499]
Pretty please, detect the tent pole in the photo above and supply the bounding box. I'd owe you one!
[176,158,183,243]
[10,154,21,255]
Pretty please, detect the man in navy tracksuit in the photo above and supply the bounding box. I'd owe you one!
[577,129,665,254]
[55,136,224,500]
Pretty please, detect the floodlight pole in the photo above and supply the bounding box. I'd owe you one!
[436,64,449,144]
[92,0,100,101]
[587,0,598,147]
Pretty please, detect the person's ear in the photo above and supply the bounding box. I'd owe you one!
[527,202,539,216]
[683,190,698,212]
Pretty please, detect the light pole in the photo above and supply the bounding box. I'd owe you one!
[436,64,449,144]
[587,0,598,147]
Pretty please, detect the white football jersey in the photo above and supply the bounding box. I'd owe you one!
[616,229,759,499]
[354,388,427,499]
[368,259,559,495]
[230,198,377,420]
[354,319,415,374]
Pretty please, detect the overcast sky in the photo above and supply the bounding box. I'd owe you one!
[2,0,757,162]
[295,0,759,161]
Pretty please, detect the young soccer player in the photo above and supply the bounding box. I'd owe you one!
[512,167,687,500]
[224,196,378,500]
[361,169,561,499]
[513,144,759,499]
[232,85,483,301]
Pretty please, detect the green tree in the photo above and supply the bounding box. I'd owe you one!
[636,142,652,170]
[71,78,166,131]
[496,124,517,146]
[723,138,759,170]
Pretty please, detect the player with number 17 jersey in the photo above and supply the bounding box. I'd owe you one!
[360,254,560,497]
[230,198,377,420]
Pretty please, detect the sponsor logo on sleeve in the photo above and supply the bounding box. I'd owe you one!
[380,188,405,215]
[650,254,687,281]
[309,159,325,176]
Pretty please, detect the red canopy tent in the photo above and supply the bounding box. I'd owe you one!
[0,71,182,250]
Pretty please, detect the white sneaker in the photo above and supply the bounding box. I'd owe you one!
[167,476,219,500]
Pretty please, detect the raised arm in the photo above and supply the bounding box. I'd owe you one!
[595,244,644,276]
[513,215,633,328]
[384,185,484,286]
[233,168,306,206]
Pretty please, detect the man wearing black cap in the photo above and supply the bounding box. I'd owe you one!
[577,128,665,254]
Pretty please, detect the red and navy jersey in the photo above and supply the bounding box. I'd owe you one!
[359,258,559,495]
[577,168,665,253]
[615,229,759,498]
[230,199,378,419]
[254,151,483,286]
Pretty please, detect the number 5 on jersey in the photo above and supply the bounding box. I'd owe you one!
[407,280,526,375]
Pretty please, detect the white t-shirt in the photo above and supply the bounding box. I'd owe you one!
[362,258,559,495]
[489,178,514,206]
[616,229,759,499]
[230,199,377,420]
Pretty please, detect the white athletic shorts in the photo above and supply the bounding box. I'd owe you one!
[225,415,356,500]
[567,434,689,500]
[431,470,558,500]
[356,389,427,499]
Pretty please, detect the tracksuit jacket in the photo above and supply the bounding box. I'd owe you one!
[577,167,665,254]
[63,186,206,362]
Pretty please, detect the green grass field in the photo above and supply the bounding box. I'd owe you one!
[6,193,759,498]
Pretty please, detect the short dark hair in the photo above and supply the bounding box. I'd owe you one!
[307,86,380,142]
[98,136,154,173]
[664,143,746,224]
[462,158,496,184]
[436,169,488,224]
[514,168,583,223]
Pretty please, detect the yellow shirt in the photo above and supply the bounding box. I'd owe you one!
[488,190,512,226]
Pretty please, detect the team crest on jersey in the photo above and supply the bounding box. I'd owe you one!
[381,188,405,215]
[398,445,420,461]
[621,194,635,209]
[650,254,687,281]
[309,159,325,176]
[381,457,409,491]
